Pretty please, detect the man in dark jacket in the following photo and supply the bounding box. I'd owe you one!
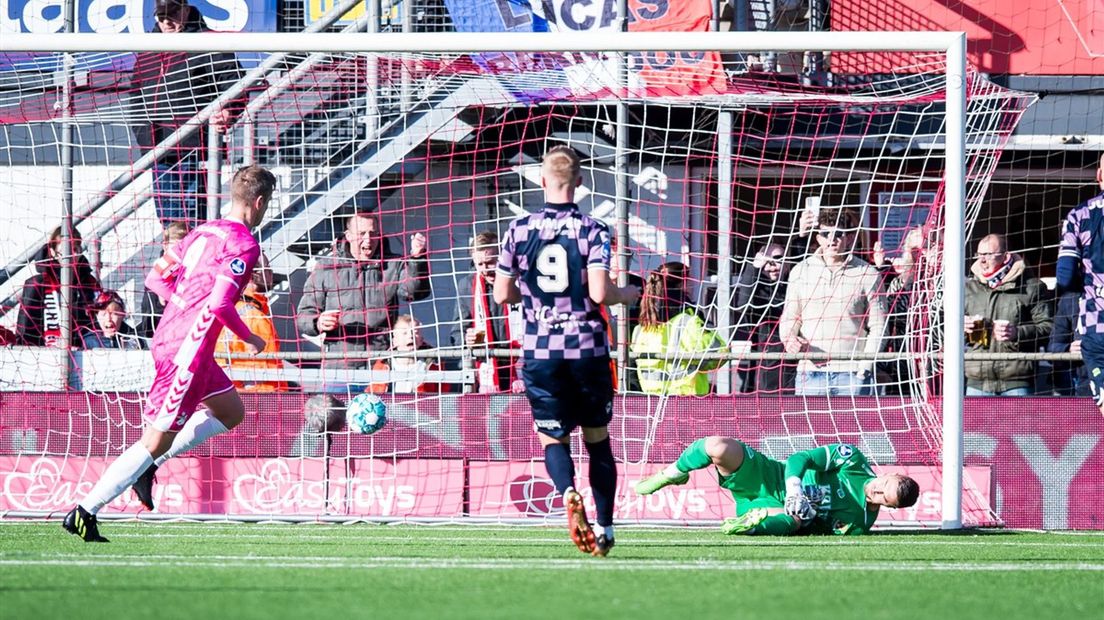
[1047,291,1090,396]
[963,233,1053,395]
[732,242,792,393]
[296,212,431,369]
[132,0,243,226]
[17,227,101,347]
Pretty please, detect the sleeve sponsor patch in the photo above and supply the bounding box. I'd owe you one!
[153,255,181,279]
[836,445,854,459]
[229,258,247,276]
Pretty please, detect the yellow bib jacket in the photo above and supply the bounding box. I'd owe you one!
[630,310,728,396]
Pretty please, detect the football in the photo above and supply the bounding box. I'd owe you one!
[346,393,388,435]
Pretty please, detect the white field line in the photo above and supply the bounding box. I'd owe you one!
[6,521,1104,537]
[2,525,1104,544]
[5,528,1104,548]
[0,556,1101,572]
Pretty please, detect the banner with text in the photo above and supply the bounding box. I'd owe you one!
[441,0,725,99]
[0,456,464,517]
[1,0,276,73]
[1,394,1101,528]
[1,0,275,35]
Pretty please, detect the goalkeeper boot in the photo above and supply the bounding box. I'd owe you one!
[592,534,615,558]
[564,490,595,554]
[634,468,689,495]
[720,508,769,535]
[62,506,109,543]
[132,463,158,511]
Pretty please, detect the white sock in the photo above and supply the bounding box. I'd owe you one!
[80,443,155,515]
[154,409,229,467]
[663,463,683,478]
[601,525,615,540]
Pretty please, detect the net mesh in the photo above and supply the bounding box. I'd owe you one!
[0,42,1032,525]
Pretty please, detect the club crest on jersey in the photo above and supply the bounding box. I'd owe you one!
[837,445,853,458]
[229,258,247,276]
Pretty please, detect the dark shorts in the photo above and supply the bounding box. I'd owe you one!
[522,356,614,439]
[717,442,787,516]
[1079,335,1104,408]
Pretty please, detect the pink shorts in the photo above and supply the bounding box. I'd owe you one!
[144,356,234,432]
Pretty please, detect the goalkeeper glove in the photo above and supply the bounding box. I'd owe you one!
[784,476,817,524]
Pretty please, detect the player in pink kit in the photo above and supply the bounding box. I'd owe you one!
[63,165,277,542]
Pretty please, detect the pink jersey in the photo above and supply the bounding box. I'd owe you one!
[148,219,260,367]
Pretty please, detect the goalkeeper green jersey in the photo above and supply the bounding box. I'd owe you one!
[785,444,879,535]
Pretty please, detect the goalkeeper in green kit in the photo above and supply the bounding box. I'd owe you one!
[635,436,920,535]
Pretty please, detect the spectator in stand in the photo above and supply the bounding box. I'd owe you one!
[370,315,446,394]
[138,221,190,340]
[604,235,645,392]
[450,230,520,392]
[964,233,1052,396]
[780,208,885,396]
[289,394,346,457]
[871,227,927,395]
[80,290,144,350]
[630,262,727,396]
[1047,291,1090,397]
[296,212,431,369]
[0,326,16,346]
[132,0,244,227]
[214,252,288,392]
[732,241,792,393]
[17,226,101,348]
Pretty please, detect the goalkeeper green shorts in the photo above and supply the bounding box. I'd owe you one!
[717,442,787,516]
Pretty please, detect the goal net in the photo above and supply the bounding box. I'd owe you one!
[0,33,1032,526]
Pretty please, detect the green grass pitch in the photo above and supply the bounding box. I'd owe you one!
[1,522,1101,620]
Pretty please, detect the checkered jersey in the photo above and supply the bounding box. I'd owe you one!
[497,202,611,359]
[1059,192,1104,334]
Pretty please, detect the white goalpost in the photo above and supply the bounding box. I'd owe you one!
[0,31,1024,529]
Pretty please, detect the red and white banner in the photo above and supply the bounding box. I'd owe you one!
[0,454,989,526]
[0,394,1101,528]
[0,456,464,517]
[443,0,726,99]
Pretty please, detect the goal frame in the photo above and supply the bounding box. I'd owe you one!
[0,30,969,529]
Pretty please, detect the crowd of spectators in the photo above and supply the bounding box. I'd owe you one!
[0,0,1095,399]
[3,200,1090,398]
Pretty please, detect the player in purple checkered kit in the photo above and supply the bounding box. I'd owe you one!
[1057,153,1104,415]
[493,145,640,556]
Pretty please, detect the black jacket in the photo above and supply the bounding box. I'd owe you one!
[130,7,243,161]
[1047,291,1090,396]
[732,262,787,348]
[17,246,101,346]
[137,289,166,340]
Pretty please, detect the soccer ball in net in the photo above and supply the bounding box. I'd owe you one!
[346,393,387,435]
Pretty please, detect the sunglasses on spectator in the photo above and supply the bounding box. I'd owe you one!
[765,254,784,263]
